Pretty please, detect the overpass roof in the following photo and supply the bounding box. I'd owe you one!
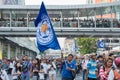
[0,2,120,10]
[5,37,39,53]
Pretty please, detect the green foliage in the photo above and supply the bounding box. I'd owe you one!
[77,38,98,54]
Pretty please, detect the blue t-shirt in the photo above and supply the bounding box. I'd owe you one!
[87,59,97,79]
[22,61,32,76]
[62,60,76,79]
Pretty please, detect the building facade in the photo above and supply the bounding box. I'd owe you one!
[0,37,38,59]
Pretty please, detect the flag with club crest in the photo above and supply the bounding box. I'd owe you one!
[34,2,61,52]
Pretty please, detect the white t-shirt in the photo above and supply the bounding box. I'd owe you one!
[1,70,9,80]
[39,73,44,79]
[12,67,18,79]
[9,62,14,69]
[82,60,89,69]
[41,63,49,74]
[48,62,56,74]
[108,69,114,80]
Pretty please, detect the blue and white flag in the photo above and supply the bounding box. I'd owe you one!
[97,40,105,48]
[34,2,61,52]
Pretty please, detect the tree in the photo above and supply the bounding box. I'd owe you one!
[77,38,98,54]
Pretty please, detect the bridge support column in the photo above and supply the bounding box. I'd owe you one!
[7,43,10,59]
[78,10,80,27]
[60,11,63,27]
[110,6,113,28]
[94,8,96,28]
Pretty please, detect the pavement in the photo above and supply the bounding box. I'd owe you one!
[57,72,82,80]
[8,72,82,80]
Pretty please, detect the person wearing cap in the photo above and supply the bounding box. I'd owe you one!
[86,53,97,80]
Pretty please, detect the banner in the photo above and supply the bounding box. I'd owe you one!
[34,2,61,52]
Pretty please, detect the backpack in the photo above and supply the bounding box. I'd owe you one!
[72,67,78,79]
[113,69,120,80]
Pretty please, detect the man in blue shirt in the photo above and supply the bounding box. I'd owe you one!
[21,55,32,80]
[62,54,76,80]
[86,53,97,80]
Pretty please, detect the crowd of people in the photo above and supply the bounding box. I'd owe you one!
[1,17,120,28]
[61,52,120,80]
[0,55,58,80]
[0,52,120,80]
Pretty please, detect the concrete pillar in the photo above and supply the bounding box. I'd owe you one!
[0,41,2,59]
[7,43,10,59]
[15,46,18,58]
[21,48,23,55]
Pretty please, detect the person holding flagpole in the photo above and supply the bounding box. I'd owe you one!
[34,1,61,80]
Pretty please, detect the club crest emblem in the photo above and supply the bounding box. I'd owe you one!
[37,15,53,45]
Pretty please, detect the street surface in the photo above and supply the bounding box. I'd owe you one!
[57,73,82,80]
[8,73,82,80]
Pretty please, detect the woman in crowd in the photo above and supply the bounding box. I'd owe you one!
[98,57,113,80]
[31,58,40,80]
[82,55,89,80]
[39,59,44,80]
[108,56,120,80]
[12,61,22,80]
[47,59,56,80]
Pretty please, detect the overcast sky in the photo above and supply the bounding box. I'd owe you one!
[25,0,87,5]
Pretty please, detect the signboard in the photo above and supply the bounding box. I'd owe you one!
[97,40,105,48]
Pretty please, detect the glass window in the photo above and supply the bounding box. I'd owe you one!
[104,39,110,43]
[27,10,38,27]
[11,10,27,27]
[113,5,120,28]
[2,42,8,58]
[48,10,61,27]
[62,10,78,27]
[79,8,95,28]
[10,44,16,58]
[96,7,111,28]
[0,10,10,27]
[111,39,119,43]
